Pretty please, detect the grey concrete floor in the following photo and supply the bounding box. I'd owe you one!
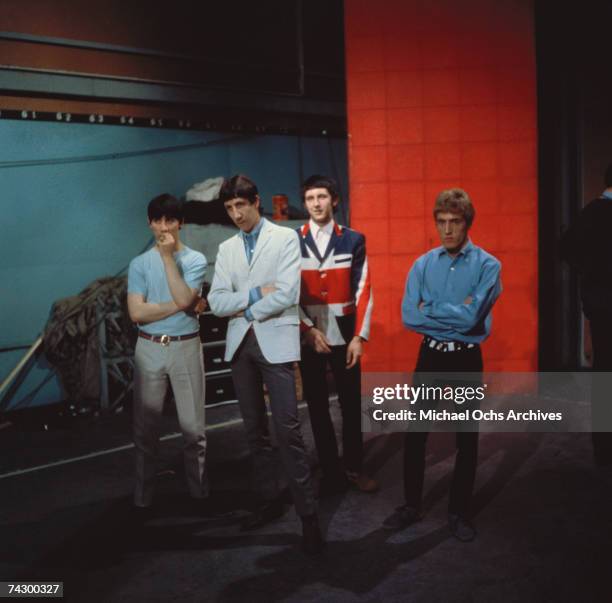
[1,402,611,602]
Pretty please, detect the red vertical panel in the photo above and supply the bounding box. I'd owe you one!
[345,0,538,372]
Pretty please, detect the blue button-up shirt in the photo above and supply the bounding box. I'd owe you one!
[241,217,265,265]
[401,240,502,343]
[241,218,266,321]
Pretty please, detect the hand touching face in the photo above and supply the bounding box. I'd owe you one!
[149,215,181,254]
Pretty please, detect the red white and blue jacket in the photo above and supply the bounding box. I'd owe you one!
[297,221,373,344]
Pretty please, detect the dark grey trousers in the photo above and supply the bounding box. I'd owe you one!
[230,330,315,517]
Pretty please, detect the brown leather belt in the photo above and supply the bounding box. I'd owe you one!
[138,331,199,346]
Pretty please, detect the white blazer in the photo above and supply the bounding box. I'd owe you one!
[208,218,301,363]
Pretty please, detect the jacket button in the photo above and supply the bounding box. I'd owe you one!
[321,290,328,296]
[320,272,327,279]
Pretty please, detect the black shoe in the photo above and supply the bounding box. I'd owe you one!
[382,505,421,530]
[448,513,476,542]
[301,514,325,555]
[240,500,286,531]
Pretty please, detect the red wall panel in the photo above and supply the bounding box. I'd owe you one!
[345,0,538,373]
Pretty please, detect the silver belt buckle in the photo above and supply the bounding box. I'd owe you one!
[160,334,171,347]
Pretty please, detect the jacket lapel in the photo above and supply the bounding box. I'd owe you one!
[232,232,250,273]
[303,229,323,264]
[321,223,343,263]
[249,219,272,269]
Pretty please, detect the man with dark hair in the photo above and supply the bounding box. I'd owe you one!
[383,188,502,542]
[208,174,322,554]
[562,163,612,466]
[127,193,209,512]
[297,174,377,494]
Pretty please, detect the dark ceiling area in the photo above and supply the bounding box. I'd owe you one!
[0,1,347,136]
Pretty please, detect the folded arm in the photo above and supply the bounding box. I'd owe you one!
[207,246,250,317]
[421,260,502,333]
[127,293,180,324]
[401,262,456,336]
[248,232,301,321]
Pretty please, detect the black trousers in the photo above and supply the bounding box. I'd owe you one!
[588,315,612,463]
[230,330,315,517]
[403,339,483,516]
[300,343,363,475]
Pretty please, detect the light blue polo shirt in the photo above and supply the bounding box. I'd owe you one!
[128,246,207,335]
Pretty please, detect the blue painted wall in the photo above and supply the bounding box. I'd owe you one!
[0,120,347,409]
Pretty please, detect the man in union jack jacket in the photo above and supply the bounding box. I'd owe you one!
[297,174,377,495]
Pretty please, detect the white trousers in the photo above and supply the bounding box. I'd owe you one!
[133,335,207,507]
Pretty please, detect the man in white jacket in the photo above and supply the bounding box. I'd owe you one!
[208,174,322,554]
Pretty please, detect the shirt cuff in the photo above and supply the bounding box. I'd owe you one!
[248,287,263,306]
[244,307,255,322]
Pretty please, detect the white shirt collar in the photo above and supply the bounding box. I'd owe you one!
[309,218,334,239]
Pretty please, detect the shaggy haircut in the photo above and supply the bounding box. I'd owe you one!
[301,174,340,203]
[219,174,259,204]
[433,188,475,228]
[147,193,184,222]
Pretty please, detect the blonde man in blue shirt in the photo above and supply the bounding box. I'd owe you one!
[383,188,502,542]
